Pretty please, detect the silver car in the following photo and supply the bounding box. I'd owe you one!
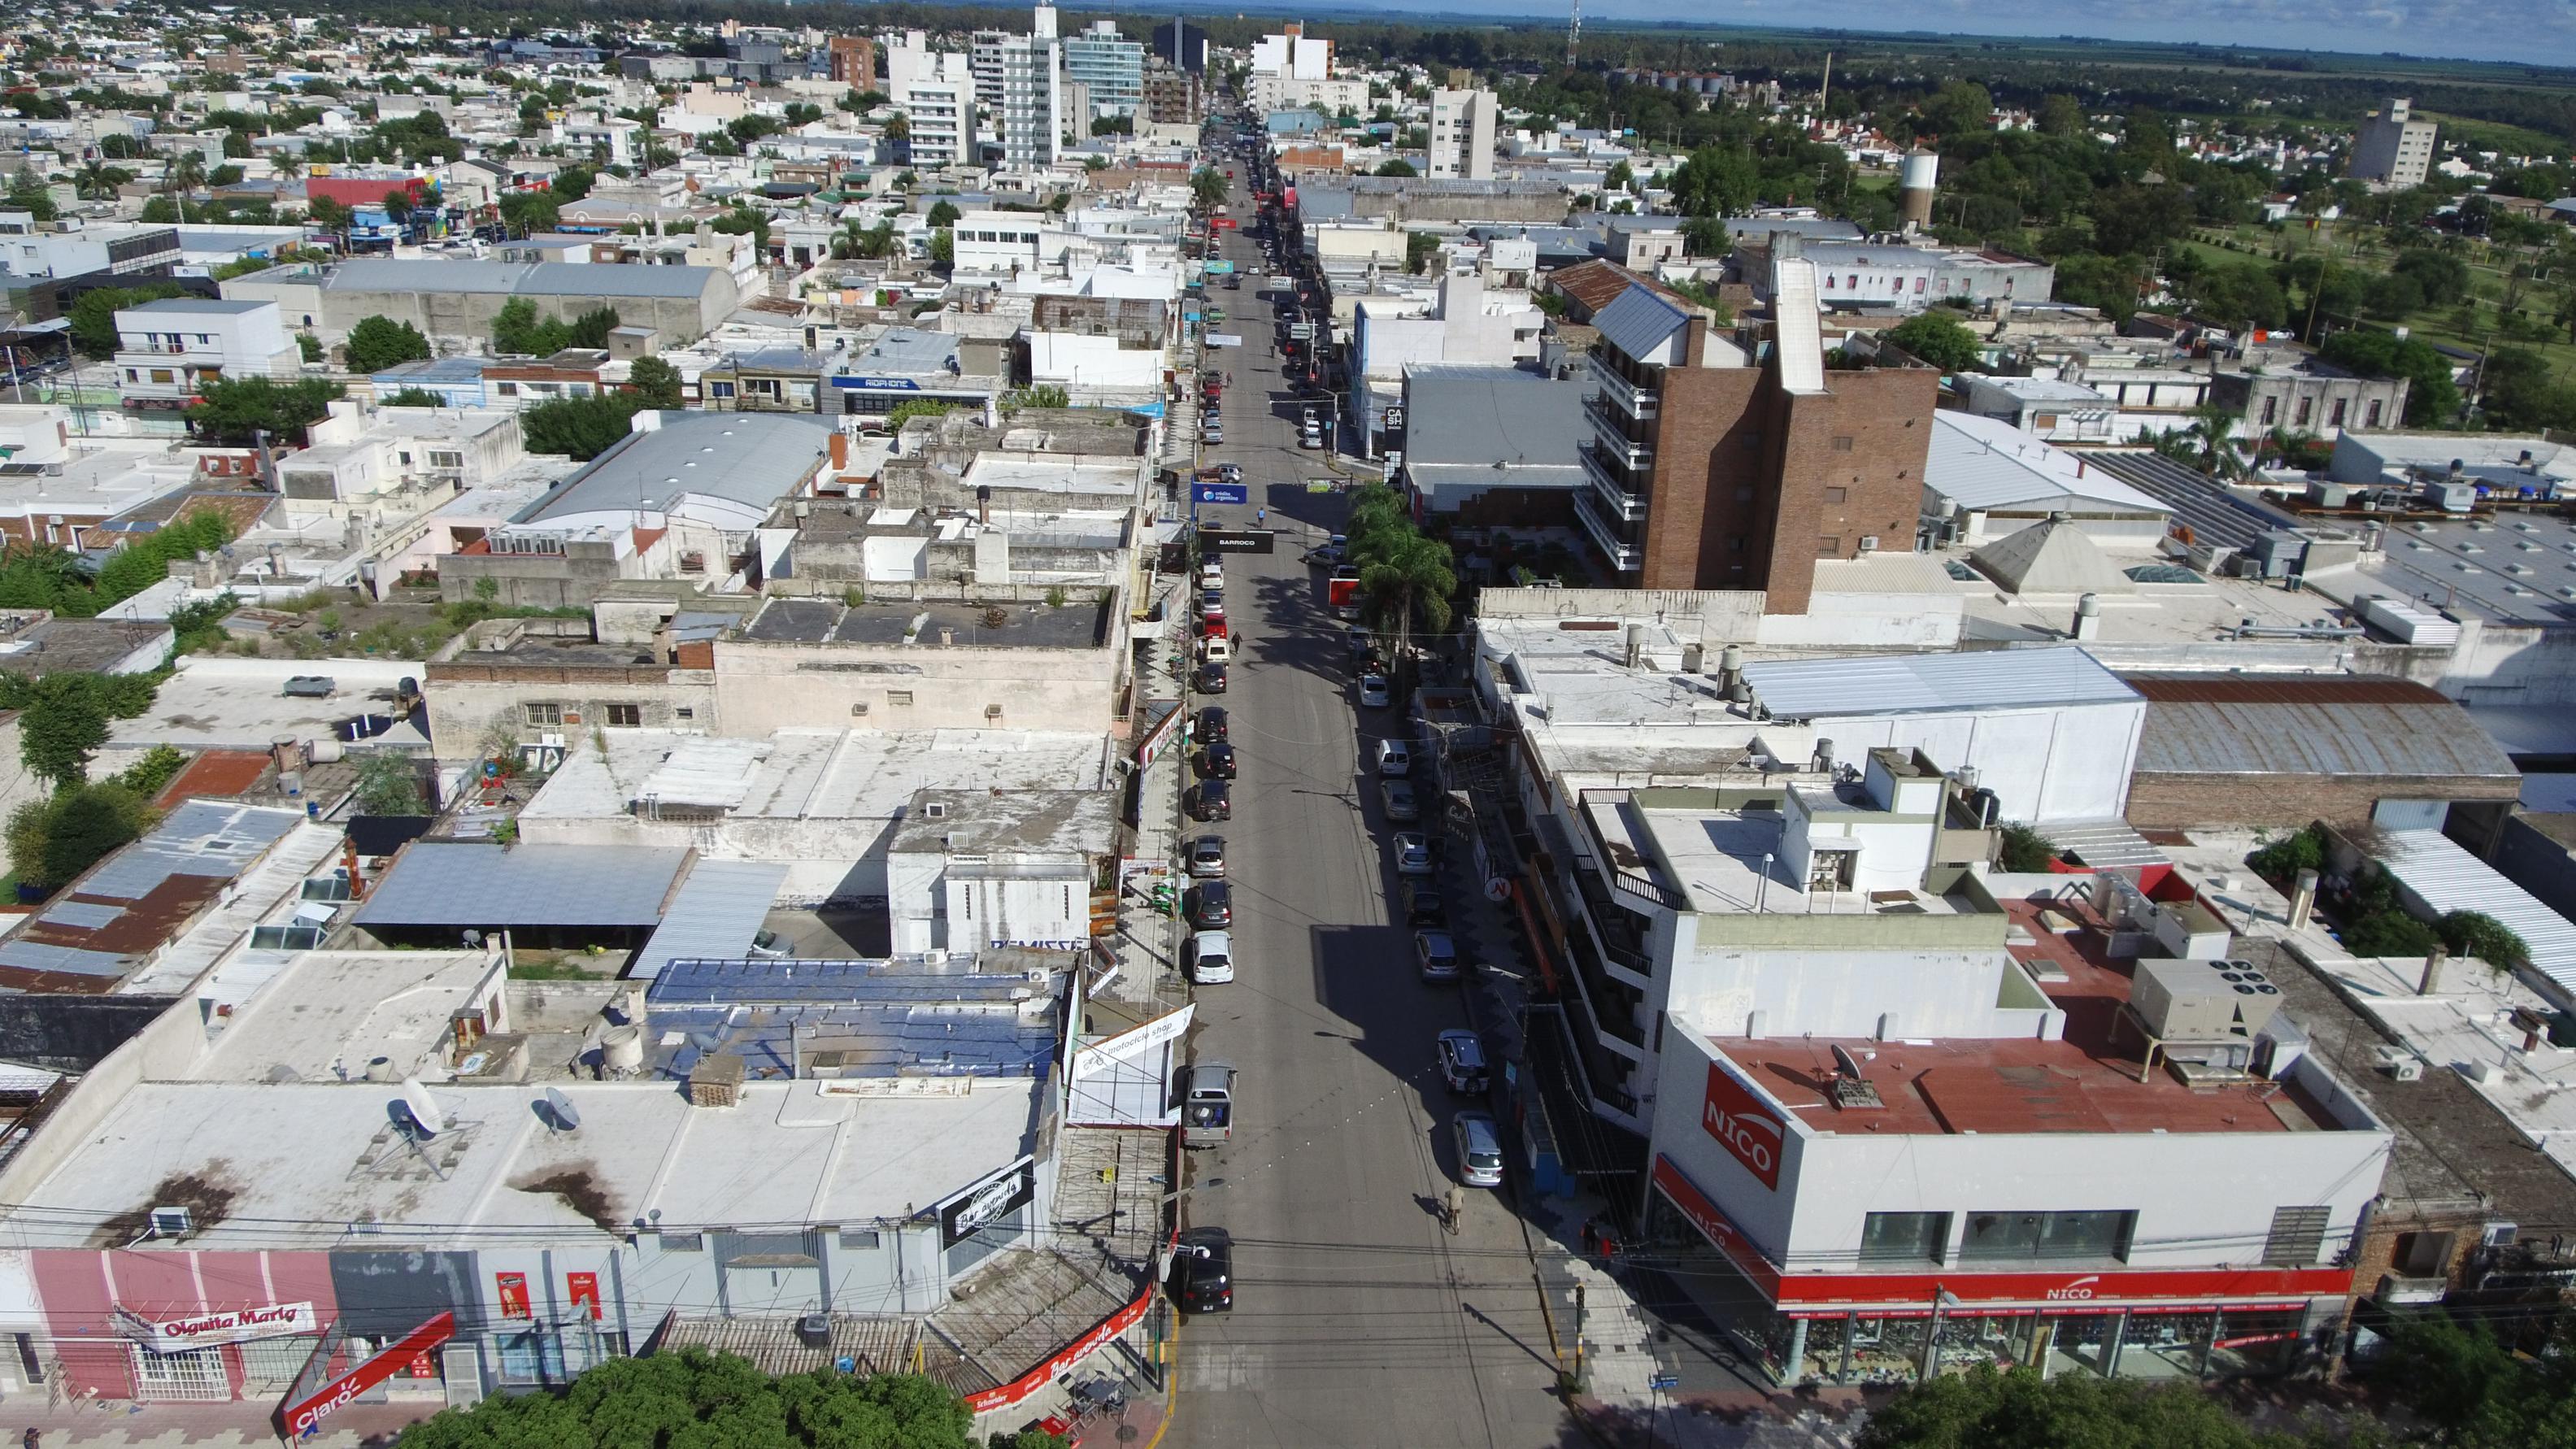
[1188,834,1227,877]
[1453,1111,1504,1187]
[1382,779,1419,823]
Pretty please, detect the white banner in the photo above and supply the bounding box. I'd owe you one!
[1206,334,1242,347]
[116,1300,316,1350]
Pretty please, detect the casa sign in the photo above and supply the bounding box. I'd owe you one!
[117,1300,316,1350]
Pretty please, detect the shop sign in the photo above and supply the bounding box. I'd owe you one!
[937,1155,1036,1247]
[1703,1062,1786,1190]
[116,1300,315,1350]
[278,1312,455,1439]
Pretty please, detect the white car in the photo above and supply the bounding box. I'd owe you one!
[1376,738,1412,777]
[1189,929,1235,984]
[1358,674,1390,708]
[1453,1111,1504,1186]
[1391,832,1434,876]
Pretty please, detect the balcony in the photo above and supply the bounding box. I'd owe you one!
[1569,858,1656,978]
[1572,486,1642,574]
[1588,350,1660,420]
[1575,792,1689,913]
[1578,444,1648,522]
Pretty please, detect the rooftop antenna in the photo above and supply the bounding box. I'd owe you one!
[1828,1043,1885,1110]
[542,1086,582,1134]
[365,1078,468,1180]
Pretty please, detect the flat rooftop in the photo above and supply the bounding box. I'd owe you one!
[1615,790,1982,918]
[959,454,1148,502]
[1711,894,2344,1138]
[740,596,1106,648]
[521,728,1113,827]
[2346,511,2576,627]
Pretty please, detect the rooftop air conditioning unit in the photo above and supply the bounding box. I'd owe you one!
[1857,535,1878,551]
[147,1207,193,1238]
[2374,1044,2425,1081]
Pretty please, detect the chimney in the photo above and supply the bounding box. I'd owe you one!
[1623,624,1643,669]
[2287,868,2319,930]
[977,484,991,526]
[829,431,848,470]
[2072,592,2102,642]
[2419,943,2448,996]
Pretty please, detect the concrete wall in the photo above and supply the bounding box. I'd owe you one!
[307,276,738,350]
[424,664,716,763]
[1476,586,1767,644]
[711,640,1117,733]
[1795,699,2143,825]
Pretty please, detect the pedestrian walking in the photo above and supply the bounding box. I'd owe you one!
[1442,1185,1466,1236]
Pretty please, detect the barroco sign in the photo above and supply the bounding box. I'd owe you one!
[1704,1063,1786,1190]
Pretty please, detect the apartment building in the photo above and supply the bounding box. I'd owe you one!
[1574,264,1936,613]
[1428,89,1498,181]
[2348,98,2436,189]
[886,33,978,170]
[825,33,876,87]
[110,297,302,412]
[971,7,1065,170]
[1062,20,1145,121]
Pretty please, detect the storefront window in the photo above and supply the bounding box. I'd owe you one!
[1843,1314,1927,1387]
[1960,1209,2135,1262]
[2207,1308,2306,1378]
[129,1344,229,1401]
[2120,1309,2217,1380]
[497,1329,567,1386]
[1860,1212,1950,1265]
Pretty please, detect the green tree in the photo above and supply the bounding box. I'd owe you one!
[389,1352,976,1449]
[1856,1364,2274,1449]
[1917,80,1994,140]
[352,753,427,816]
[1885,311,1984,372]
[344,315,433,372]
[381,387,449,407]
[926,198,962,229]
[7,782,158,892]
[519,393,646,460]
[1190,165,1229,211]
[2479,349,2576,433]
[66,282,185,359]
[1008,384,1070,411]
[929,228,953,267]
[7,167,59,222]
[0,672,158,791]
[2035,93,2086,137]
[625,355,682,408]
[2319,329,2461,425]
[186,376,346,446]
[1404,231,1441,276]
[496,190,559,237]
[1374,159,1417,177]
[1603,160,1634,193]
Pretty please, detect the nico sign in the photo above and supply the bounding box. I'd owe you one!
[119,1301,316,1351]
[1704,1063,1786,1190]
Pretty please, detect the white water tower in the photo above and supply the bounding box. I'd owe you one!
[1899,150,1939,229]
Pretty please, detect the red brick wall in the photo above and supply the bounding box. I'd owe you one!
[1644,367,1766,592]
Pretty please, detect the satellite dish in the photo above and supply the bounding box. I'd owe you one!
[400,1077,448,1138]
[542,1086,581,1134]
[1830,1044,1868,1081]
[462,929,484,947]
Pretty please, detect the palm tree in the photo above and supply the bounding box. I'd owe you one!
[165,151,207,224]
[74,160,111,200]
[1360,532,1456,685]
[272,150,304,185]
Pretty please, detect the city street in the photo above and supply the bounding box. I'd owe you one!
[1164,170,1577,1448]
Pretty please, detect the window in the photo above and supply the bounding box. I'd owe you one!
[1860,1211,1949,1265]
[124,368,138,381]
[2365,400,2383,429]
[2261,1205,2330,1267]
[2391,1229,2455,1278]
[430,450,463,468]
[1824,485,1848,504]
[604,703,641,726]
[496,381,520,397]
[523,702,564,726]
[2294,397,2313,428]
[674,707,695,720]
[887,690,914,707]
[2261,396,2278,426]
[150,368,174,384]
[1816,535,1841,557]
[1830,435,1854,452]
[2330,398,2348,428]
[961,884,977,919]
[838,1227,882,1250]
[658,1231,706,1251]
[1823,274,1835,289]
[1960,1209,2135,1263]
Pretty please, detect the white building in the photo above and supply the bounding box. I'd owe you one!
[2348,98,2436,189]
[886,789,1117,954]
[1061,19,1144,121]
[1428,89,1497,181]
[110,296,302,412]
[971,6,1066,170]
[1248,31,1332,80]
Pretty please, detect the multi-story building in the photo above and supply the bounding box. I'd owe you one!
[2348,98,2436,189]
[1574,262,1935,613]
[825,33,876,88]
[886,33,978,170]
[1142,63,1199,127]
[110,297,302,413]
[970,7,1064,169]
[1428,89,1498,181]
[1159,15,1206,72]
[1062,20,1145,122]
[2212,350,2411,437]
[0,215,181,281]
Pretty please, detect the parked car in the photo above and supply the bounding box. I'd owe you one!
[1382,778,1418,823]
[1299,423,1323,450]
[1391,832,1434,876]
[1401,879,1447,928]
[1189,882,1234,930]
[1196,663,1229,694]
[1196,706,1229,742]
[1203,423,1225,445]
[1187,833,1227,877]
[1197,742,1238,780]
[1452,1111,1504,1186]
[1190,779,1232,820]
[1376,738,1412,777]
[1169,1226,1235,1312]
[1189,925,1235,980]
[1415,929,1460,981]
[1201,635,1234,665]
[1436,1029,1490,1094]
[1181,1063,1236,1147]
[1358,674,1390,708]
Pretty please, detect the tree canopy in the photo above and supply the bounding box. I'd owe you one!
[1886,311,1986,372]
[390,1353,994,1449]
[345,315,433,373]
[187,376,346,446]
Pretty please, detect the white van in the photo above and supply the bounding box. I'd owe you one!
[1377,738,1411,777]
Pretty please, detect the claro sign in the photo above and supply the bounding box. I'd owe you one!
[1704,1063,1786,1190]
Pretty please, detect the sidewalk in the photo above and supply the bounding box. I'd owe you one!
[1,1396,433,1447]
[1569,1386,1875,1449]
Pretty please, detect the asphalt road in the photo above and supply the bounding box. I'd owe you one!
[1166,171,1576,1449]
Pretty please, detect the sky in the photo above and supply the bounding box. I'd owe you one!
[1325,0,2576,70]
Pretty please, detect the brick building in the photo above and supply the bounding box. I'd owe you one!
[826,34,876,87]
[1575,263,1935,613]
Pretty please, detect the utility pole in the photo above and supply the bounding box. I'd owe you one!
[1572,1281,1587,1385]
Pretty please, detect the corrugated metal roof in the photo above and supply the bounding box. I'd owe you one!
[1743,646,2139,719]
[1399,364,1593,494]
[2378,829,2576,993]
[637,738,773,812]
[1928,412,2168,515]
[2134,693,2519,780]
[324,258,720,300]
[520,411,832,525]
[353,842,688,927]
[2085,450,2301,553]
[627,860,790,981]
[1593,285,1690,363]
